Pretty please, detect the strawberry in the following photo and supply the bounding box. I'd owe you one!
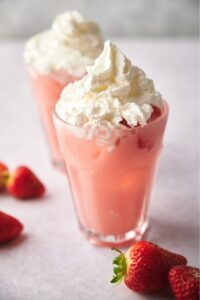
[148,106,161,122]
[119,118,131,128]
[7,166,45,199]
[169,265,200,300]
[0,211,23,243]
[111,241,187,293]
[137,106,162,150]
[0,162,9,192]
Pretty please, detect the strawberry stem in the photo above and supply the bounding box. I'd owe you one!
[110,248,127,285]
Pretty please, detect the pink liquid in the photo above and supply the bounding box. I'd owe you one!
[29,72,80,170]
[54,102,168,246]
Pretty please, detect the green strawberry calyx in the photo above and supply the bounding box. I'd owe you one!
[110,248,127,285]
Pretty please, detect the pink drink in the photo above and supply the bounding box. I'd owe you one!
[54,101,169,247]
[29,71,80,170]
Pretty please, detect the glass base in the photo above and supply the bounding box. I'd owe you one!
[79,220,149,248]
[52,158,66,173]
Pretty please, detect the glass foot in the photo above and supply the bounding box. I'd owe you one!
[79,221,149,248]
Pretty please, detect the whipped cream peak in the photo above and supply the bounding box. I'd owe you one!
[56,40,162,129]
[52,11,85,36]
[52,11,100,40]
[85,41,132,95]
[24,11,103,79]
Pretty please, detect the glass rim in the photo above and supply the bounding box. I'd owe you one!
[53,99,169,132]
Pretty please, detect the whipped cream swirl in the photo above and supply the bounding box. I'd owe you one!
[56,40,162,129]
[23,11,103,78]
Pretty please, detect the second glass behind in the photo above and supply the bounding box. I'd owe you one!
[23,11,103,171]
[29,71,80,170]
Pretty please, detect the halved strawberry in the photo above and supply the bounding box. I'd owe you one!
[148,106,161,122]
[169,265,200,300]
[119,119,131,128]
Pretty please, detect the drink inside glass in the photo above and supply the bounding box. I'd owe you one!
[53,102,168,247]
[53,40,169,247]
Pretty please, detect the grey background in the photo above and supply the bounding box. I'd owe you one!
[0,0,199,39]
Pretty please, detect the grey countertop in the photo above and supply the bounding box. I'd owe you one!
[0,39,199,300]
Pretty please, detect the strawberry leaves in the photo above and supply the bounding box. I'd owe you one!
[111,248,127,285]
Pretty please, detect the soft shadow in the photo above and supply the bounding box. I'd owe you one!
[0,233,28,250]
[13,194,49,202]
[147,217,198,248]
[0,190,8,197]
[140,287,173,300]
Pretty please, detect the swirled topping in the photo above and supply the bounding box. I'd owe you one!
[56,40,162,128]
[23,11,103,77]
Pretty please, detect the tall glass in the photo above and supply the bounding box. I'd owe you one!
[53,101,168,246]
[28,69,81,171]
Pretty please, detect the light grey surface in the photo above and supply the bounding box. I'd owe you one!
[0,39,199,300]
[0,0,198,38]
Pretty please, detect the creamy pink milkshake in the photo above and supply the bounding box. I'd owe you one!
[24,11,103,170]
[54,41,168,246]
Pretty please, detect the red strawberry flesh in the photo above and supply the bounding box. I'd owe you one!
[0,211,23,244]
[119,119,131,128]
[159,246,187,270]
[7,166,45,199]
[169,265,200,300]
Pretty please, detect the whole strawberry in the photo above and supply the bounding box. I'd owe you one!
[0,211,23,243]
[0,162,9,192]
[111,241,187,293]
[169,265,200,300]
[7,166,45,199]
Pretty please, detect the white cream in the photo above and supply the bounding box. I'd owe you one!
[56,40,162,129]
[23,11,103,78]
